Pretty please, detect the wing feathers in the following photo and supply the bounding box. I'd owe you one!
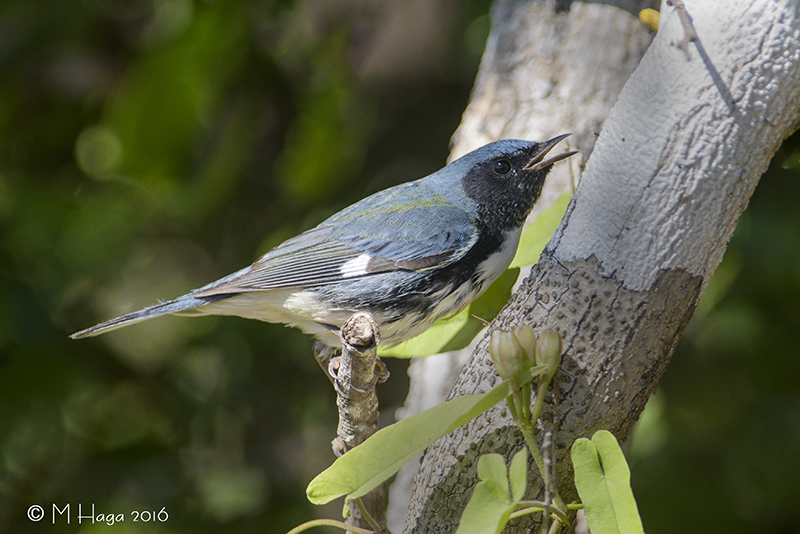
[193,203,479,297]
[194,233,367,296]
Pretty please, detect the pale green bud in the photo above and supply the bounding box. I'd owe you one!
[488,329,524,379]
[535,329,562,381]
[512,324,536,370]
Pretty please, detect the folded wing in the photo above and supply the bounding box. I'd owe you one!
[194,201,478,297]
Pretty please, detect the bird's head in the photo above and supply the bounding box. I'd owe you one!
[431,135,576,232]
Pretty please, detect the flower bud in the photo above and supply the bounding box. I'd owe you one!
[488,329,524,379]
[512,324,536,370]
[535,329,562,382]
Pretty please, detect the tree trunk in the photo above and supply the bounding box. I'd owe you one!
[399,0,800,532]
[388,1,655,529]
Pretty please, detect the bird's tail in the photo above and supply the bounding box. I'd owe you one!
[70,293,232,339]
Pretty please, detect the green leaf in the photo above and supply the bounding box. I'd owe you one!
[571,430,645,534]
[457,455,514,534]
[510,192,572,268]
[457,450,529,534]
[508,448,528,502]
[456,478,514,534]
[378,306,473,358]
[306,366,544,505]
[379,267,519,359]
[478,453,510,488]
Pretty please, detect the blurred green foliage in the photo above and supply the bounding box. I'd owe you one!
[629,143,800,534]
[0,0,490,532]
[0,1,798,533]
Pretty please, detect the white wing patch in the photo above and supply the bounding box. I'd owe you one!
[339,253,372,278]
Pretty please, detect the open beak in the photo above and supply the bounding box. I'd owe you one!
[523,133,577,173]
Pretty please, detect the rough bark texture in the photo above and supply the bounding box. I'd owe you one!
[401,0,800,532]
[407,258,702,532]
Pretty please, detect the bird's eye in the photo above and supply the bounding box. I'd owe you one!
[492,159,512,175]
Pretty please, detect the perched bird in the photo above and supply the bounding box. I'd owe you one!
[71,135,575,357]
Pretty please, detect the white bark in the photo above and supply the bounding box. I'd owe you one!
[451,0,655,219]
[552,1,800,290]
[401,0,800,532]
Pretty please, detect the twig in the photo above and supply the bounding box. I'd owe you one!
[331,312,389,533]
[541,431,553,534]
[286,518,373,534]
[355,497,383,534]
[668,0,697,61]
[509,500,570,525]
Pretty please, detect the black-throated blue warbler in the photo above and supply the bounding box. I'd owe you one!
[71,135,574,353]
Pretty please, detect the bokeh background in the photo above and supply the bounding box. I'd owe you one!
[0,1,798,533]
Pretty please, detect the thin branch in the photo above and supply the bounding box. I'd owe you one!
[285,518,373,534]
[331,312,388,533]
[668,0,697,61]
[510,500,571,524]
[355,497,383,534]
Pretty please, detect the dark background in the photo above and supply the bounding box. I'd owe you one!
[1,1,798,533]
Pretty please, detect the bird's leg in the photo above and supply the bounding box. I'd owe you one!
[313,340,340,385]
